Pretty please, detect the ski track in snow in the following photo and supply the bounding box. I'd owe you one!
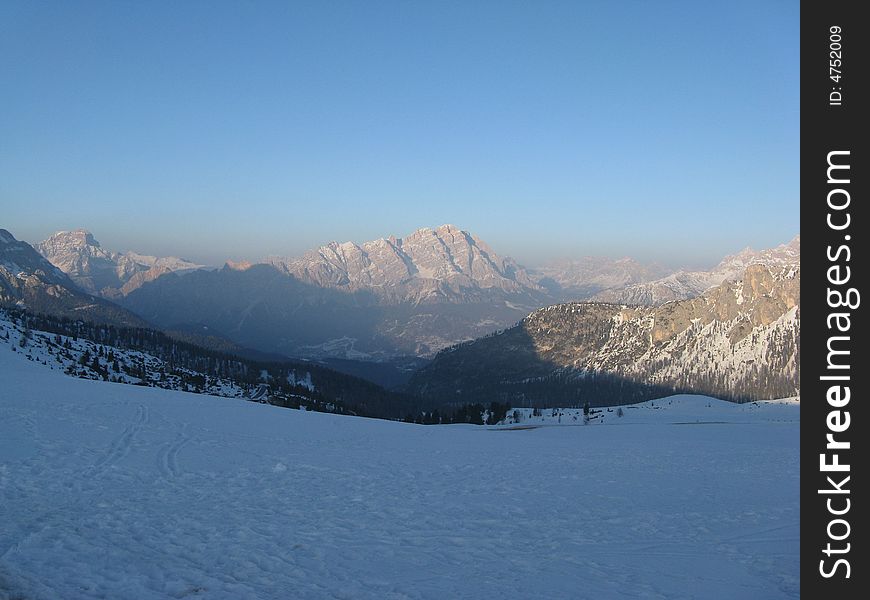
[156,422,192,480]
[88,404,149,478]
[0,347,799,599]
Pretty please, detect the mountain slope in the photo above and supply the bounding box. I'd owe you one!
[36,229,203,298]
[1,228,148,327]
[1,306,417,419]
[591,235,800,305]
[408,264,800,406]
[269,224,544,304]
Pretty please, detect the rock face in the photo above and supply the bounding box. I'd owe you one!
[407,264,800,406]
[269,224,544,304]
[0,229,148,327]
[36,229,203,298]
[591,236,801,305]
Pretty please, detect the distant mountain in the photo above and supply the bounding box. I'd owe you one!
[268,224,544,304]
[122,225,550,359]
[30,223,798,364]
[36,229,203,298]
[590,235,800,305]
[407,263,800,407]
[0,228,148,327]
[530,256,672,301]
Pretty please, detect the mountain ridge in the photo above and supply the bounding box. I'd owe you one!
[36,229,204,298]
[25,223,799,361]
[1,228,149,328]
[268,224,544,304]
[407,262,800,406]
[590,235,800,305]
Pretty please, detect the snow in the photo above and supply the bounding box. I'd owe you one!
[497,396,799,427]
[0,343,799,599]
[0,313,249,399]
[287,370,314,392]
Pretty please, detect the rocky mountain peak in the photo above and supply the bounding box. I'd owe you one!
[36,229,203,297]
[38,229,107,255]
[269,225,543,301]
[70,228,99,245]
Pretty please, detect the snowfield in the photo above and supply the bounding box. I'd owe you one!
[0,347,798,599]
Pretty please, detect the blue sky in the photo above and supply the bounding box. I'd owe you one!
[1,0,798,267]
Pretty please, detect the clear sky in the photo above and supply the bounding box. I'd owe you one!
[1,0,798,268]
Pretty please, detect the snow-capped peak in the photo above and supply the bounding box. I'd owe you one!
[35,229,204,297]
[268,224,542,298]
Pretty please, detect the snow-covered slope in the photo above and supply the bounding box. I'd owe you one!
[1,311,250,398]
[0,337,798,599]
[496,395,799,427]
[0,308,412,421]
[1,229,70,287]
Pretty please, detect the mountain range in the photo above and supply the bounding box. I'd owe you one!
[0,229,147,327]
[408,262,800,407]
[4,224,800,371]
[590,235,800,305]
[35,229,203,298]
[268,224,544,304]
[2,222,801,404]
[116,225,548,360]
[531,256,671,300]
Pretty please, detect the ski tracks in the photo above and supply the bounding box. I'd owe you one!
[87,404,149,478]
[157,422,191,480]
